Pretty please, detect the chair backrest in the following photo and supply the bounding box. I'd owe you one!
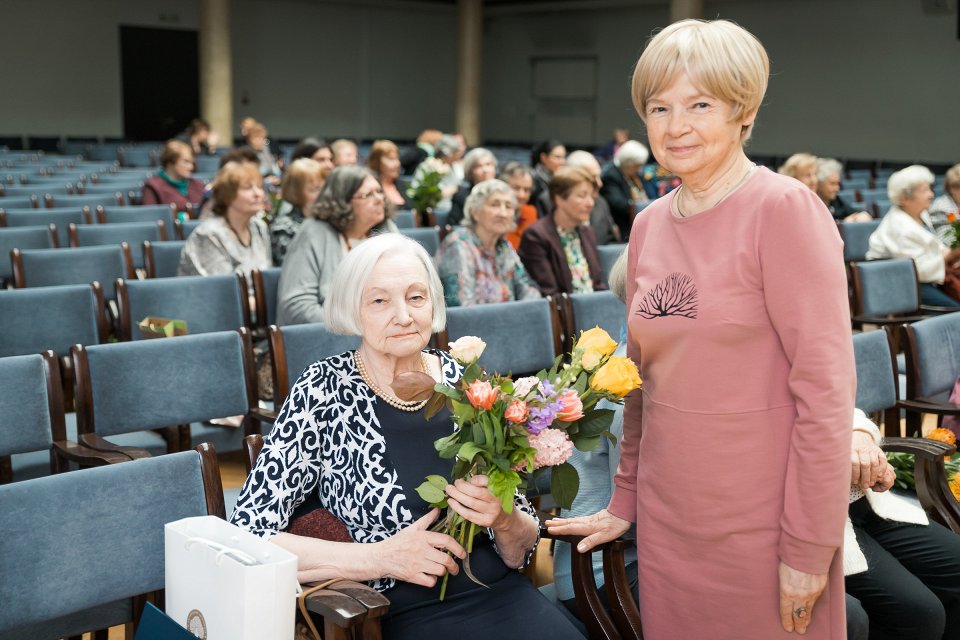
[562,291,627,353]
[97,204,176,229]
[852,330,898,414]
[850,259,920,317]
[253,267,283,328]
[70,221,166,268]
[175,218,201,240]
[269,323,361,407]
[393,209,417,228]
[11,245,135,292]
[838,220,881,263]
[441,298,562,376]
[0,283,108,357]
[0,449,217,634]
[1,208,91,246]
[45,192,123,209]
[116,273,249,341]
[399,226,440,256]
[1,184,71,198]
[596,244,626,287]
[0,195,38,209]
[902,313,960,400]
[0,225,57,281]
[119,145,160,167]
[143,240,186,278]
[74,331,255,438]
[0,352,64,463]
[194,155,221,173]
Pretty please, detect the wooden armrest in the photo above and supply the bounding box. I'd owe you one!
[853,313,928,326]
[325,581,390,619]
[920,304,960,315]
[883,436,955,458]
[77,433,151,460]
[301,585,369,630]
[53,440,136,466]
[249,407,277,424]
[897,398,960,418]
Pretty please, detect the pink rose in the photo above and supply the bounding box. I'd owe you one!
[465,380,497,411]
[555,389,584,422]
[528,429,574,469]
[504,400,529,424]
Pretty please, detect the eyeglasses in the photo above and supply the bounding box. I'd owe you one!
[353,188,385,201]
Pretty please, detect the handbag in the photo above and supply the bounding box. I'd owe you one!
[940,263,960,303]
[165,516,299,640]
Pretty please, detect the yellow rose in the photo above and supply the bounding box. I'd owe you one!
[575,327,617,372]
[589,355,642,398]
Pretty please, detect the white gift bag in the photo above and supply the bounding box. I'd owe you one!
[165,516,299,640]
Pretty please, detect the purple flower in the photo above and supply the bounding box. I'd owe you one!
[526,398,563,434]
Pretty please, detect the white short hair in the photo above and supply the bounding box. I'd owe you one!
[323,233,446,335]
[887,165,935,206]
[463,179,516,226]
[613,140,649,167]
[816,158,843,183]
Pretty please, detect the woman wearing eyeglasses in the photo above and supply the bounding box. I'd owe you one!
[277,165,399,325]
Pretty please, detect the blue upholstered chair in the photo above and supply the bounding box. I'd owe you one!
[0,207,93,246]
[115,274,250,341]
[0,195,39,209]
[837,220,881,263]
[174,218,201,240]
[596,244,626,288]
[96,203,176,229]
[0,224,57,284]
[79,182,143,196]
[268,323,361,407]
[69,220,167,269]
[0,283,108,358]
[437,298,563,377]
[252,267,283,330]
[560,291,627,353]
[852,330,903,436]
[11,245,135,292]
[399,226,441,256]
[849,260,930,332]
[118,145,161,168]
[43,192,124,209]
[73,329,269,455]
[393,209,417,229]
[0,446,224,638]
[900,313,960,436]
[1,183,71,198]
[142,240,186,278]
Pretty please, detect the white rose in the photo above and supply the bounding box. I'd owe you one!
[448,336,486,364]
[512,376,540,398]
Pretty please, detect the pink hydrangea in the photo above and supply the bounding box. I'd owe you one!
[528,428,574,469]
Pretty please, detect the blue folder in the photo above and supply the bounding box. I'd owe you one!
[135,602,198,639]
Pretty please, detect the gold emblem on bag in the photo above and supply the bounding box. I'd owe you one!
[186,609,207,638]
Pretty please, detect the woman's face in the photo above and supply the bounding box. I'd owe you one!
[469,157,497,184]
[506,173,533,206]
[473,191,516,240]
[817,172,841,203]
[644,73,751,185]
[230,177,264,218]
[554,181,595,228]
[302,178,323,210]
[899,182,934,217]
[379,152,401,181]
[796,165,818,192]
[312,147,335,171]
[541,146,567,173]
[359,252,434,359]
[169,152,195,181]
[350,176,386,234]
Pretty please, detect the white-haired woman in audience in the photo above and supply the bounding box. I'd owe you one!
[178,161,271,282]
[928,163,960,245]
[816,158,873,223]
[142,139,206,214]
[778,153,819,192]
[447,147,498,226]
[547,19,854,638]
[232,234,582,640]
[277,165,398,325]
[866,164,960,307]
[435,179,541,307]
[271,158,328,266]
[599,140,655,238]
[367,139,411,208]
[410,134,462,216]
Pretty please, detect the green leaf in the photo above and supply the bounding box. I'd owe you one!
[463,362,482,382]
[550,462,580,510]
[457,442,485,463]
[573,435,602,452]
[472,422,485,444]
[415,475,449,507]
[451,399,477,422]
[434,384,460,400]
[487,468,520,514]
[603,431,618,446]
[572,372,588,395]
[576,408,615,437]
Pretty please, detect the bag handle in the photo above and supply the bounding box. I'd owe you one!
[298,578,344,640]
[184,536,260,566]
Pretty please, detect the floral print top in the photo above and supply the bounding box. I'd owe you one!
[436,226,542,307]
[558,226,594,294]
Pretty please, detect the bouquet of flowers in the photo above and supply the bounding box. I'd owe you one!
[886,428,960,499]
[406,156,450,216]
[395,328,641,598]
[946,212,960,249]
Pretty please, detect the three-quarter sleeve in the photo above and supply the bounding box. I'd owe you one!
[759,187,855,575]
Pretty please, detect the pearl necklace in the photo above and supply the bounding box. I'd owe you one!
[354,350,431,412]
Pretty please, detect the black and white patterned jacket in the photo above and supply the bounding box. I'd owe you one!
[230,349,539,591]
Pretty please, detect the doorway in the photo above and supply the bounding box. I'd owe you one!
[119,25,199,142]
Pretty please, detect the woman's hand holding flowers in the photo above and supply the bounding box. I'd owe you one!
[376,508,466,588]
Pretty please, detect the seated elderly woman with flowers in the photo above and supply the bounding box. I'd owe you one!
[232,234,582,640]
[435,179,541,307]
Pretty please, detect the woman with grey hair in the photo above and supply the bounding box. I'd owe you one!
[448,147,498,226]
[866,164,960,307]
[410,134,463,216]
[276,165,398,325]
[435,179,541,307]
[233,233,581,639]
[816,158,873,222]
[600,140,656,237]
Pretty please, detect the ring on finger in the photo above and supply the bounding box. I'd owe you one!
[793,606,808,619]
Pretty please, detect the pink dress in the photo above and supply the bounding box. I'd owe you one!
[608,168,854,639]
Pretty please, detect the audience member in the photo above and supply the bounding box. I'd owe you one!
[595,127,631,164]
[247,122,281,185]
[778,153,819,191]
[176,118,218,156]
[289,137,335,172]
[449,132,468,182]
[928,163,960,244]
[367,139,411,208]
[518,165,605,295]
[141,140,205,213]
[277,166,398,325]
[401,129,443,175]
[435,179,541,307]
[410,134,462,215]
[196,147,261,219]
[566,150,620,245]
[501,162,538,249]
[866,164,960,307]
[599,140,655,238]
[331,139,359,166]
[272,158,327,266]
[448,147,498,226]
[817,158,873,222]
[530,139,567,218]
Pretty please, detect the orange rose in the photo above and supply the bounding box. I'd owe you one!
[505,400,529,424]
[948,212,957,224]
[927,428,957,447]
[465,380,497,411]
[555,389,584,422]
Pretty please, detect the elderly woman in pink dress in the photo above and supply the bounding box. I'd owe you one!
[548,19,854,639]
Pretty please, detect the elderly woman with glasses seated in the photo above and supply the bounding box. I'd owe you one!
[435,179,541,307]
[277,165,398,325]
[232,234,582,639]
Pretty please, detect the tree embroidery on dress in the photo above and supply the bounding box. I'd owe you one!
[635,272,698,319]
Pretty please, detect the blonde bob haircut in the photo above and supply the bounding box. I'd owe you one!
[632,19,769,142]
[778,153,818,179]
[280,158,327,209]
[323,233,446,336]
[211,161,262,217]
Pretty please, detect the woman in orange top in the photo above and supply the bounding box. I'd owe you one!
[500,162,538,250]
